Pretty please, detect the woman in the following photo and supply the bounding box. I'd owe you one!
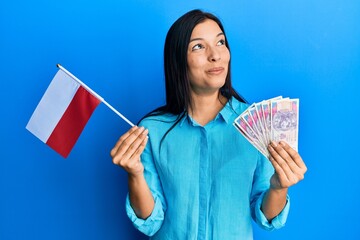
[111,9,307,240]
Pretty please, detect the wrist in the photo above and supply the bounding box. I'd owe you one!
[128,172,145,182]
[269,186,288,195]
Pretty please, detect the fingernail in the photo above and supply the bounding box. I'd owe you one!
[268,145,274,151]
[280,141,286,146]
[139,126,144,131]
[271,141,278,147]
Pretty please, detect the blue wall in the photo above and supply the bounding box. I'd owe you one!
[1,0,359,239]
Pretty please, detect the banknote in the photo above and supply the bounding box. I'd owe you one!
[255,102,269,144]
[249,105,267,145]
[233,114,268,156]
[241,109,266,149]
[270,98,299,151]
[261,100,271,143]
[234,96,299,159]
[260,96,283,144]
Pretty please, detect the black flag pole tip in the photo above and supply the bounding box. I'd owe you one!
[56,63,61,68]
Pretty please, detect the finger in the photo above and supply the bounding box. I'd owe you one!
[110,126,138,157]
[112,127,147,166]
[125,137,149,170]
[269,155,290,183]
[269,155,301,186]
[114,127,146,157]
[119,128,148,162]
[268,144,298,181]
[129,135,149,161]
[279,141,307,173]
[119,135,148,171]
[270,141,292,162]
[269,141,302,172]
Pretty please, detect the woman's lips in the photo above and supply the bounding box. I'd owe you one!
[207,67,224,75]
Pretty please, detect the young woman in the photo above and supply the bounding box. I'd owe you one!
[111,9,307,240]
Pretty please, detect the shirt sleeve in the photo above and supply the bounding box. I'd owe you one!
[125,124,167,236]
[125,193,165,236]
[250,152,290,231]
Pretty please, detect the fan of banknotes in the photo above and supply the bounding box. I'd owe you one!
[233,96,299,158]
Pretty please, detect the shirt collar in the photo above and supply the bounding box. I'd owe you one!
[178,97,239,127]
[218,97,238,124]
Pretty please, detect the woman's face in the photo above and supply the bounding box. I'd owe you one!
[187,19,230,95]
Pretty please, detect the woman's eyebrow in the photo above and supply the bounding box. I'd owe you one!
[189,32,224,43]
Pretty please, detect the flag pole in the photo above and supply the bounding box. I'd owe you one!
[57,64,135,127]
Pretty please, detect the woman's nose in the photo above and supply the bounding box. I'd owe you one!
[208,47,221,62]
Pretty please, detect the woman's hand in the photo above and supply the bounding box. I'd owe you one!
[267,141,307,190]
[111,126,154,219]
[110,126,149,176]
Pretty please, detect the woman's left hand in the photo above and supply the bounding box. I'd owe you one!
[267,141,307,190]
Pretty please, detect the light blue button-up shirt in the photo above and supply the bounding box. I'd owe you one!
[126,97,290,240]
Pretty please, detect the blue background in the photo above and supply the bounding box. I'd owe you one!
[1,0,359,239]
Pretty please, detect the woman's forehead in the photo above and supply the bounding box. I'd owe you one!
[191,19,223,38]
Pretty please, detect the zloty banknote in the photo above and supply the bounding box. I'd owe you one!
[249,105,267,146]
[260,96,283,144]
[241,110,267,151]
[234,96,299,159]
[233,115,269,157]
[270,98,299,151]
[255,102,270,144]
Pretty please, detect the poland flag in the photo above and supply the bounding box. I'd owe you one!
[26,69,101,158]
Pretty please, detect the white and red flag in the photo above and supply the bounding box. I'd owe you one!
[26,65,134,158]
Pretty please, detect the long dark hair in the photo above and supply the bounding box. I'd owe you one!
[140,9,246,141]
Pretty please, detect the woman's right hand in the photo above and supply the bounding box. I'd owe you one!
[110,126,149,176]
[111,126,155,219]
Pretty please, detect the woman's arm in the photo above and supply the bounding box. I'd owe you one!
[261,188,288,221]
[128,173,154,219]
[111,126,154,219]
[262,141,307,221]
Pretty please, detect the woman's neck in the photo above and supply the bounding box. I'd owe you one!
[188,92,228,126]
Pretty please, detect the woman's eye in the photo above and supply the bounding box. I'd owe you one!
[217,39,226,46]
[192,44,203,51]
